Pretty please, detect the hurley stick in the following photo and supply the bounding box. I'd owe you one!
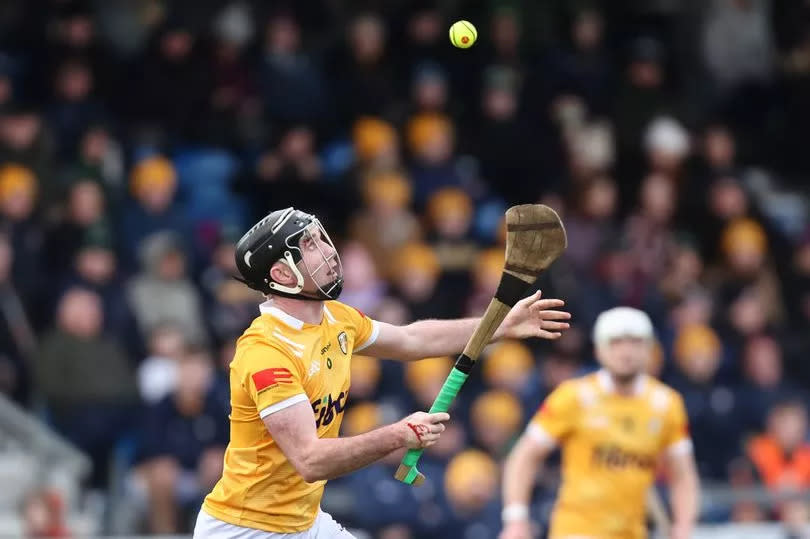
[395,204,568,485]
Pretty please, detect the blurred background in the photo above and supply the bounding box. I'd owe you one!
[0,0,809,537]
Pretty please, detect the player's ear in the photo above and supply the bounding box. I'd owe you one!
[269,260,295,286]
[594,343,607,365]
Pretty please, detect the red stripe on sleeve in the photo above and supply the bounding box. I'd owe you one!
[252,368,293,391]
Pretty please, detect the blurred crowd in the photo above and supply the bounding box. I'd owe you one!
[1,0,810,536]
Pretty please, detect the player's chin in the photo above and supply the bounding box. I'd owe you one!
[610,368,643,383]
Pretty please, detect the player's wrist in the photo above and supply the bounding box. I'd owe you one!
[391,421,411,448]
[502,503,530,523]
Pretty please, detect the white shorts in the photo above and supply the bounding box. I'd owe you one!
[193,508,356,539]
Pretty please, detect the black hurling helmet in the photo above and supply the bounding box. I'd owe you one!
[234,207,343,301]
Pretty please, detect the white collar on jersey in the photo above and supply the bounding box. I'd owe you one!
[597,369,647,396]
[259,301,305,330]
[258,301,336,330]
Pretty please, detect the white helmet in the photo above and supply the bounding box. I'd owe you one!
[592,307,654,347]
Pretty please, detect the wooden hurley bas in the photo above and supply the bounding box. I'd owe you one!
[394,204,568,485]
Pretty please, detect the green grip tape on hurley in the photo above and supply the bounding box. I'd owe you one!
[395,367,469,485]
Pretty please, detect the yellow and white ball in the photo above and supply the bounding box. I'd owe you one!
[449,20,477,49]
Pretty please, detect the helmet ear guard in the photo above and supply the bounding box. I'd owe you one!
[266,251,306,295]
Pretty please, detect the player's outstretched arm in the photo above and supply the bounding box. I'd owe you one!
[667,450,700,539]
[263,402,449,482]
[499,432,553,539]
[363,291,570,361]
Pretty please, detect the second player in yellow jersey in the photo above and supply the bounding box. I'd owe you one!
[500,307,700,539]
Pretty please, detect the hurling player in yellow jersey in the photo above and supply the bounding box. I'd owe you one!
[194,207,571,538]
[500,307,700,539]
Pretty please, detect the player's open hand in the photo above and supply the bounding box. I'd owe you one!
[399,411,449,449]
[498,520,533,539]
[500,290,571,340]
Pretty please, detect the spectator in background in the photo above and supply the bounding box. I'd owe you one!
[544,8,611,114]
[44,178,110,276]
[259,12,327,126]
[134,346,228,533]
[409,61,450,118]
[207,2,259,147]
[59,231,139,352]
[348,355,382,402]
[133,19,212,142]
[487,6,523,70]
[658,238,705,306]
[35,287,138,486]
[669,323,741,479]
[469,390,523,458]
[786,232,810,384]
[396,2,450,92]
[0,229,34,404]
[62,124,125,197]
[712,218,785,340]
[406,112,464,207]
[736,335,803,434]
[405,356,454,412]
[352,116,401,177]
[119,155,187,267]
[702,0,774,96]
[350,172,421,278]
[436,449,501,539]
[624,172,679,284]
[137,324,186,405]
[466,248,510,317]
[35,1,114,100]
[337,241,387,316]
[469,65,539,205]
[391,243,457,320]
[481,340,538,408]
[0,104,53,186]
[425,188,477,304]
[643,116,691,181]
[746,400,810,494]
[329,13,397,124]
[563,174,619,276]
[47,58,105,160]
[578,237,666,329]
[126,232,207,346]
[244,124,343,226]
[613,36,681,190]
[691,175,750,259]
[701,124,739,181]
[200,237,263,343]
[0,163,45,321]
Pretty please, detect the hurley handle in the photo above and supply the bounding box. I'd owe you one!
[395,367,469,485]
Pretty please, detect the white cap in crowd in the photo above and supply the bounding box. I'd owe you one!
[592,307,654,347]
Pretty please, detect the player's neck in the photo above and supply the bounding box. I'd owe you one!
[613,377,638,396]
[600,369,644,396]
[267,296,324,325]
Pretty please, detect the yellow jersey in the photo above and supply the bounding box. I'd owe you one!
[203,300,379,533]
[528,370,691,539]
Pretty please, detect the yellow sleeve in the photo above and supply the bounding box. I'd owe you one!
[240,342,308,419]
[527,381,579,447]
[662,391,692,456]
[332,301,380,352]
